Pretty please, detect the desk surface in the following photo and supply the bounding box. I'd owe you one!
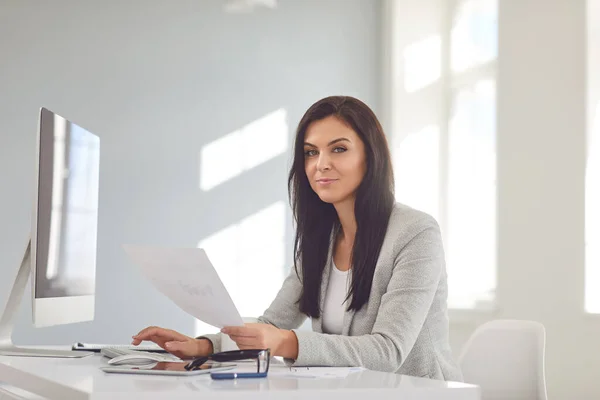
[0,352,479,400]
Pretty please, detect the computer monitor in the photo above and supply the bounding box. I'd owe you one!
[0,107,99,357]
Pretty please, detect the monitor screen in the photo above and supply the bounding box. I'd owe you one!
[34,108,99,299]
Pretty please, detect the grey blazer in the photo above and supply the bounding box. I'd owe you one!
[202,203,463,382]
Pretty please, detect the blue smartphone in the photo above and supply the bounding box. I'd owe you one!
[211,371,268,380]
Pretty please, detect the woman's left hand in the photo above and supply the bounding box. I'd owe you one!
[221,323,291,356]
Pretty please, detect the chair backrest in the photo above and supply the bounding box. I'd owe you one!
[458,319,548,400]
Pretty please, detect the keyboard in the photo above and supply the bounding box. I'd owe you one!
[72,342,168,353]
[100,347,180,363]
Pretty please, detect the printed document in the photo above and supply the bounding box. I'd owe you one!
[122,245,244,328]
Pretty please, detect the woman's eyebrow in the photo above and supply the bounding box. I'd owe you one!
[304,137,351,147]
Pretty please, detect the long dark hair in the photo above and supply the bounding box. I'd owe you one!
[288,96,395,318]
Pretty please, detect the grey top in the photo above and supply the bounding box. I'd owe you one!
[200,203,463,381]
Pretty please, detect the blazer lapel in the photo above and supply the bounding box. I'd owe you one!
[316,256,331,333]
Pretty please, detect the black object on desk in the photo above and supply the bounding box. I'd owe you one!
[186,349,270,379]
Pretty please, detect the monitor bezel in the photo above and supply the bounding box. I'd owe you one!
[30,107,97,328]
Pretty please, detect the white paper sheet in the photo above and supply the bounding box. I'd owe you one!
[274,366,365,379]
[122,245,244,328]
[227,364,364,379]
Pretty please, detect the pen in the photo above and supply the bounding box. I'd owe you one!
[211,372,267,380]
[211,373,239,380]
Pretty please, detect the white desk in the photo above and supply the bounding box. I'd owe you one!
[0,352,480,400]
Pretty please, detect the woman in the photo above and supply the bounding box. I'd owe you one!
[132,96,463,381]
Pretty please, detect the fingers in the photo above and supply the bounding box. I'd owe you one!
[221,326,255,337]
[133,326,184,341]
[235,342,268,350]
[163,340,200,358]
[149,334,171,349]
[228,335,257,346]
[131,337,143,345]
[132,326,189,345]
[132,326,163,343]
[236,343,257,350]
[129,326,209,359]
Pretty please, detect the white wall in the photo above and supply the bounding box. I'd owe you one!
[381,0,445,143]
[494,1,592,398]
[588,1,600,315]
[0,0,381,345]
[385,0,599,398]
[453,1,599,398]
[589,0,600,136]
[588,0,600,317]
[382,0,447,228]
[453,1,598,398]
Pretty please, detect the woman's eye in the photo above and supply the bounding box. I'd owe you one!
[333,147,347,153]
[304,149,318,157]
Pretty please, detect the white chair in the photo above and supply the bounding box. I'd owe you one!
[458,319,548,400]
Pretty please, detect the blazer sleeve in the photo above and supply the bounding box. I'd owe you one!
[287,217,444,372]
[197,265,307,352]
[257,265,308,329]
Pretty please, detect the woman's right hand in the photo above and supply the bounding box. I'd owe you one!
[131,326,213,359]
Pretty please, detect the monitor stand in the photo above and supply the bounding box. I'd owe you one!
[0,240,92,358]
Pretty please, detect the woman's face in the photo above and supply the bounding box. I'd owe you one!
[304,116,367,205]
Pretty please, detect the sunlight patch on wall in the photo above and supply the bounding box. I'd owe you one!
[451,0,498,73]
[446,79,496,309]
[393,125,440,220]
[195,201,286,336]
[586,102,600,313]
[403,36,441,93]
[199,109,288,191]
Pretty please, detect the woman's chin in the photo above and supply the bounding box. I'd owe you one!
[316,193,339,204]
[316,191,351,205]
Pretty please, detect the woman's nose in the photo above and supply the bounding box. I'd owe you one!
[316,153,332,171]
